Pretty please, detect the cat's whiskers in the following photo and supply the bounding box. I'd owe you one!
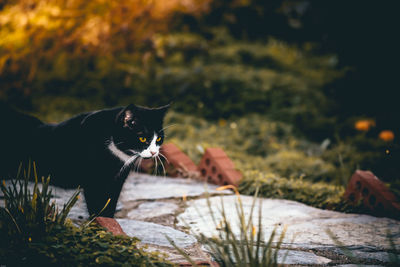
[119,154,139,178]
[153,156,158,176]
[133,156,140,174]
[158,152,170,164]
[160,124,177,132]
[138,158,143,173]
[157,155,167,178]
[136,156,143,174]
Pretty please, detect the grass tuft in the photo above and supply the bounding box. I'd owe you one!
[171,188,286,266]
[0,161,80,242]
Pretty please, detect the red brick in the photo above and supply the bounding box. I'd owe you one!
[95,217,127,236]
[214,157,236,170]
[221,169,242,185]
[344,170,400,215]
[198,147,242,186]
[160,143,198,177]
[161,143,182,156]
[203,147,229,159]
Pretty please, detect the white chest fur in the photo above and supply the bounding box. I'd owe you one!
[108,140,130,163]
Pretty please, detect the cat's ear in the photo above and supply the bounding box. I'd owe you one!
[117,104,137,127]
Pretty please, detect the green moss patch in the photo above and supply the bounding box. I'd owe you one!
[0,222,173,266]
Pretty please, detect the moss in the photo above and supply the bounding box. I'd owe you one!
[0,223,173,266]
[238,171,347,211]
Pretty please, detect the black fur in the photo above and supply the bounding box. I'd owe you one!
[0,103,168,217]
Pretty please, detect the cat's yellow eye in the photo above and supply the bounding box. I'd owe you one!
[156,136,162,142]
[139,137,147,143]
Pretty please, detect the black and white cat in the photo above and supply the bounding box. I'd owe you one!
[0,103,169,217]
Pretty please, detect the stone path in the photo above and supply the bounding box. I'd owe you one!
[2,174,400,266]
[178,196,400,249]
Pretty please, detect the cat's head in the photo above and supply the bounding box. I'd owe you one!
[113,104,169,159]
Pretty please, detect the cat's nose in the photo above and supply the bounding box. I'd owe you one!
[151,151,157,156]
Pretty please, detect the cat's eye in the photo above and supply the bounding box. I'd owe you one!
[156,136,162,142]
[139,137,146,143]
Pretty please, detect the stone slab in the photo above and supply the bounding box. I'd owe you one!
[127,201,179,220]
[119,174,232,203]
[178,195,400,250]
[277,249,331,265]
[117,218,197,248]
[318,245,400,263]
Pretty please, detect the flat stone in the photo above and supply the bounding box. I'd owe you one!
[319,245,400,263]
[349,250,397,263]
[117,218,197,248]
[201,245,331,265]
[178,195,400,250]
[277,249,331,265]
[127,202,179,220]
[119,174,232,203]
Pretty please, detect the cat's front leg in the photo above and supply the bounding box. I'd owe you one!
[83,179,125,218]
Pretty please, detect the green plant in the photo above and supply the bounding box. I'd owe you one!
[0,162,80,243]
[170,186,286,266]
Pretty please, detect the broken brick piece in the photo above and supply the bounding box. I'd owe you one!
[344,170,400,216]
[198,147,242,186]
[95,217,127,236]
[161,143,198,177]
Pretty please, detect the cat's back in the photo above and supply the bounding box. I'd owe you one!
[0,103,43,129]
[43,107,122,137]
[0,102,44,178]
[33,107,123,160]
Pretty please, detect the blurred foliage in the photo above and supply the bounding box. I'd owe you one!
[164,112,393,184]
[0,0,210,106]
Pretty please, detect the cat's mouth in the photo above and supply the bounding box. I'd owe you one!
[140,154,158,159]
[125,150,156,159]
